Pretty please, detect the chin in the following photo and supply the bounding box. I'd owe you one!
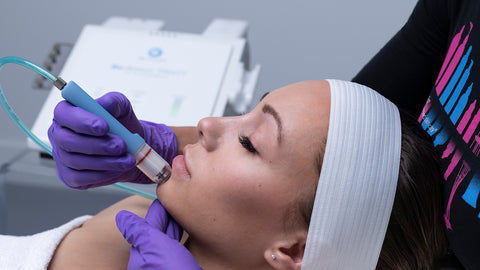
[155,178,180,213]
[155,172,177,195]
[155,181,170,201]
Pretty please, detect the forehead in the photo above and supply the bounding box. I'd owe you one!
[260,80,330,169]
[261,80,330,134]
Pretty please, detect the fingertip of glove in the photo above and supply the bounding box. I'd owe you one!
[98,92,129,117]
[90,118,109,135]
[106,136,128,155]
[145,199,167,221]
[115,210,131,224]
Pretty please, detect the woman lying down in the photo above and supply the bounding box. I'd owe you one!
[0,80,447,269]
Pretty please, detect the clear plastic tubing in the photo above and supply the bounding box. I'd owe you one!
[0,56,169,200]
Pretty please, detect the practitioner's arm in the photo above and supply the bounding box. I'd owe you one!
[170,126,198,154]
[353,0,454,115]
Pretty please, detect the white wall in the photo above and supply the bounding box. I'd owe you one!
[0,0,417,145]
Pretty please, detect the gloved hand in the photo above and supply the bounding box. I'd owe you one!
[48,92,177,189]
[116,200,202,270]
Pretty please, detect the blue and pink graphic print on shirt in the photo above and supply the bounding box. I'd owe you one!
[419,22,480,230]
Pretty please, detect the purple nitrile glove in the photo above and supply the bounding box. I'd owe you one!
[116,200,202,270]
[47,92,177,189]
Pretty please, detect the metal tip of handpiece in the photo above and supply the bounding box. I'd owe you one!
[53,77,67,90]
[155,167,172,185]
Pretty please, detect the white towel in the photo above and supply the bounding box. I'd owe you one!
[0,215,91,270]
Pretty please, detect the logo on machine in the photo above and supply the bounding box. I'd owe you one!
[148,47,163,58]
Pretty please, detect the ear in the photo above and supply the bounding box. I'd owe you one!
[264,231,307,270]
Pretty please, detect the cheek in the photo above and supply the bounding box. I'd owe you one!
[205,162,285,217]
[159,149,295,232]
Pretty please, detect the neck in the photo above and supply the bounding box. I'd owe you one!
[186,237,271,270]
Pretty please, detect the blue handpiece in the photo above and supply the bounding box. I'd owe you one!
[61,81,144,154]
[60,81,171,184]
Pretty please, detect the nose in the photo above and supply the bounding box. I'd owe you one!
[197,117,225,151]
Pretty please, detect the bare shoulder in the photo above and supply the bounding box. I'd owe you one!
[89,195,153,222]
[48,196,153,270]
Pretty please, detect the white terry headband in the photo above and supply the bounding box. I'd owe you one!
[302,80,402,269]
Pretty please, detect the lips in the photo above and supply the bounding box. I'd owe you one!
[172,154,191,179]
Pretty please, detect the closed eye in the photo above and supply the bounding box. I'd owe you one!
[239,136,258,154]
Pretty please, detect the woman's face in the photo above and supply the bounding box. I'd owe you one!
[157,80,330,253]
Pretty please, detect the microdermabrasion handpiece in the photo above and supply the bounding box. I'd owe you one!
[53,78,171,185]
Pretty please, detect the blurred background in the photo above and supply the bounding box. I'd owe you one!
[0,0,416,235]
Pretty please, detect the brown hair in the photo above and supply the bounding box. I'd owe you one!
[290,110,447,268]
[376,111,447,269]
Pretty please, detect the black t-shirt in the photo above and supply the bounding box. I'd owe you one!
[353,0,480,269]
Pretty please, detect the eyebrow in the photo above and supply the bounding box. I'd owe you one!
[262,103,283,144]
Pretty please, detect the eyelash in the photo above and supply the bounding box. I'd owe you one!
[239,136,258,154]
